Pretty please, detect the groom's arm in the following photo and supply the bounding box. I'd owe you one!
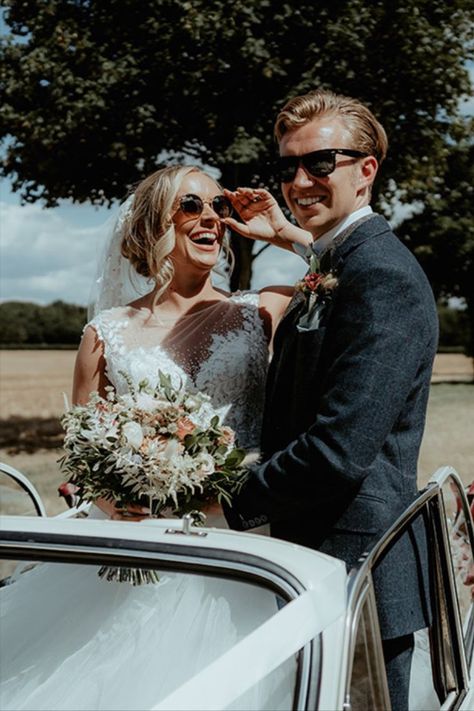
[224,251,438,530]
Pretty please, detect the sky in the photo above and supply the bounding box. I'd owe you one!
[0,176,308,306]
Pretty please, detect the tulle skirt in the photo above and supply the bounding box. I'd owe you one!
[0,555,294,710]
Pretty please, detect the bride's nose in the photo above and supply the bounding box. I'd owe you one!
[200,203,220,222]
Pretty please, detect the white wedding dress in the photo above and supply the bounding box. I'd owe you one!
[89,291,269,452]
[0,292,297,711]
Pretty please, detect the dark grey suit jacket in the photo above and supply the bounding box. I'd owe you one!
[225,214,438,639]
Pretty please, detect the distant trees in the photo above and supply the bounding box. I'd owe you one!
[398,139,474,357]
[0,301,87,346]
[0,299,468,352]
[437,305,471,353]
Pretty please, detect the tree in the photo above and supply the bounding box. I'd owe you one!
[397,137,474,357]
[1,0,473,288]
[0,301,87,345]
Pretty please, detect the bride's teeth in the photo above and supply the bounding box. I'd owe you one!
[297,197,323,206]
[191,232,217,244]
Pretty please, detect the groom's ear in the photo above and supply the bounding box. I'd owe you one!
[355,156,378,199]
[358,156,378,189]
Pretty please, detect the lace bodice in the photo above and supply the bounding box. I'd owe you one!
[87,292,269,450]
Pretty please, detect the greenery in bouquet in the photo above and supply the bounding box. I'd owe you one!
[58,371,249,519]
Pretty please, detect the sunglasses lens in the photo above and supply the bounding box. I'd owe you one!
[180,196,203,215]
[212,195,232,218]
[303,153,335,177]
[278,158,298,183]
[277,151,338,182]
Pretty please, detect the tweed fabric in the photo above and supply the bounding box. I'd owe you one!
[225,214,438,639]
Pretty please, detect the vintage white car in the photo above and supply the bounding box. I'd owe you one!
[0,463,473,710]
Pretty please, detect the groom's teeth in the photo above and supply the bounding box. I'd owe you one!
[296,197,324,206]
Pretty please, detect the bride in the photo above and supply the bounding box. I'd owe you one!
[73,163,301,521]
[0,164,309,711]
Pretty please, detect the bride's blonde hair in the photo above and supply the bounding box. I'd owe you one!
[121,164,202,301]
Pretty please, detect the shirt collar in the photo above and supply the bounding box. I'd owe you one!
[311,205,373,256]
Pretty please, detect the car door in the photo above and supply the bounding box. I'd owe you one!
[0,514,347,710]
[342,466,474,711]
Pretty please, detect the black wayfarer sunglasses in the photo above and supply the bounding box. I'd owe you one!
[277,149,369,183]
[177,193,232,219]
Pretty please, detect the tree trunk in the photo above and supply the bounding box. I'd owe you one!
[219,163,255,291]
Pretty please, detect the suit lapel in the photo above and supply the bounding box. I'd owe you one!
[327,213,392,271]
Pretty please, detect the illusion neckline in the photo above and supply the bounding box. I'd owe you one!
[124,293,245,325]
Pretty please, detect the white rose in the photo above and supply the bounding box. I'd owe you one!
[162,439,183,460]
[135,392,159,411]
[196,453,215,478]
[122,421,144,449]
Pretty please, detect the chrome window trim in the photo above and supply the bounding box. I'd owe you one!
[0,529,320,710]
[342,577,391,709]
[433,467,474,664]
[0,463,46,517]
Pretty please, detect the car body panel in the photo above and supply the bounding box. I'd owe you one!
[0,464,473,710]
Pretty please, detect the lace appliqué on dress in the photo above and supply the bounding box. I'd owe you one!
[86,292,268,450]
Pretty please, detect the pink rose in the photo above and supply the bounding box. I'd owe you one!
[176,417,196,441]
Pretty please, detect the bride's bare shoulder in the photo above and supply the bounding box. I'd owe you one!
[258,286,294,343]
[259,285,294,311]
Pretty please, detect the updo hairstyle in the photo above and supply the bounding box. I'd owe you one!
[120,164,202,300]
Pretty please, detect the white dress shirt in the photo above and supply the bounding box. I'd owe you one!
[293,205,373,261]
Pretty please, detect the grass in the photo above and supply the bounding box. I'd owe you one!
[0,382,472,517]
[0,350,472,516]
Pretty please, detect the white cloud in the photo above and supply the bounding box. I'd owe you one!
[0,198,304,306]
[0,201,111,305]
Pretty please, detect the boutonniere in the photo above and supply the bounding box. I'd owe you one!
[295,255,338,331]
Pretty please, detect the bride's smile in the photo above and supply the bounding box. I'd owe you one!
[171,172,228,270]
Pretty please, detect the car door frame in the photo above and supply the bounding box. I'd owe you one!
[342,466,473,711]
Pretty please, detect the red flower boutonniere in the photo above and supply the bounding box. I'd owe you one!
[295,255,338,298]
[295,255,338,331]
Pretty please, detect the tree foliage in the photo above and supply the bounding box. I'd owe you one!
[437,304,471,353]
[1,0,473,288]
[0,300,87,345]
[398,137,474,357]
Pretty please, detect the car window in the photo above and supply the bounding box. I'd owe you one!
[345,475,471,711]
[0,556,300,710]
[347,585,390,710]
[441,475,474,643]
[409,472,474,709]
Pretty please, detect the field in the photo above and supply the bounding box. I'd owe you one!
[0,350,473,516]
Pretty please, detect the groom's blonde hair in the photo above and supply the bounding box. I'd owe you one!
[274,89,388,164]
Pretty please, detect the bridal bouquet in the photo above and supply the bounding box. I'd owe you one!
[58,371,248,519]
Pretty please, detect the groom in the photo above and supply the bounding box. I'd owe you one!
[224,89,438,710]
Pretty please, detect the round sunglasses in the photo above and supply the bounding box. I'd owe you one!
[177,193,232,219]
[277,148,369,183]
